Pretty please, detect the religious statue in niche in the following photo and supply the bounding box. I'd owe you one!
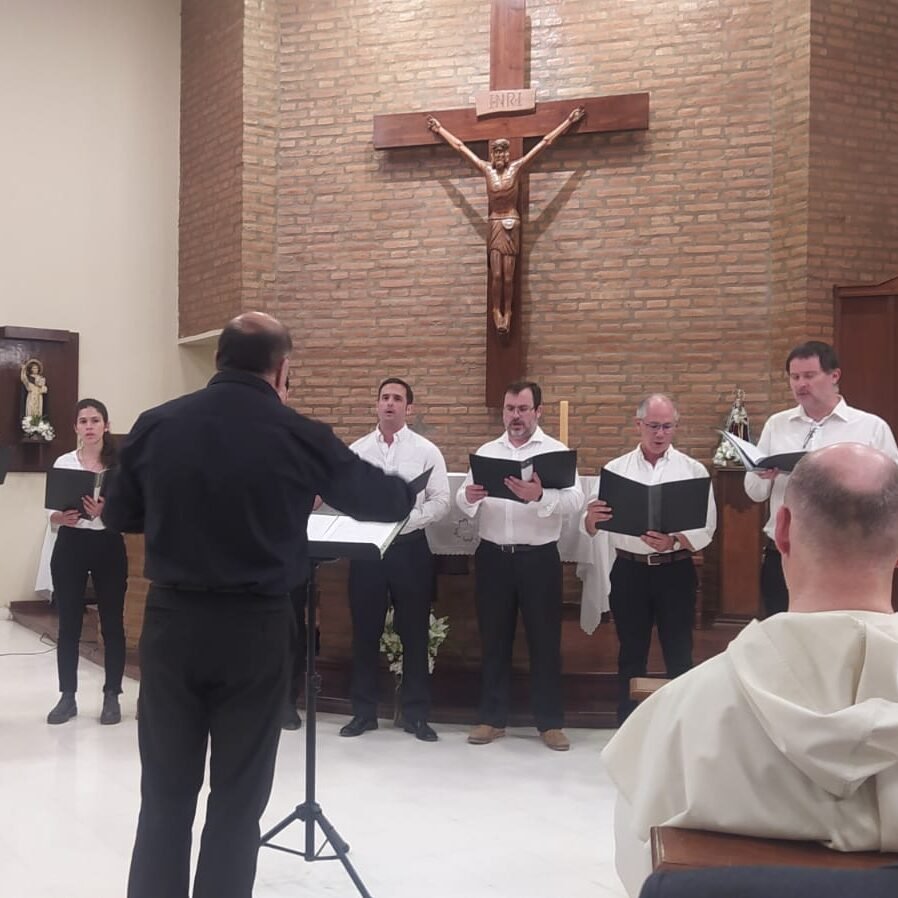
[713,388,751,466]
[20,358,55,442]
[426,106,585,336]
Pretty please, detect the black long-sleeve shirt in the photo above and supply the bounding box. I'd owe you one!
[102,370,415,596]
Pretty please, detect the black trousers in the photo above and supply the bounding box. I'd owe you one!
[347,531,434,722]
[760,542,789,617]
[609,555,696,725]
[127,586,291,898]
[473,540,563,731]
[50,527,128,695]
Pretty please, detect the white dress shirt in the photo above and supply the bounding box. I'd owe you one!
[744,398,898,538]
[350,425,450,535]
[592,445,717,555]
[49,450,107,532]
[456,426,585,546]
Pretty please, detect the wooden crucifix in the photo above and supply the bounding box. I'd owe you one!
[373,0,650,406]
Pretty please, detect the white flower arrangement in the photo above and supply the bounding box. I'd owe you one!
[21,415,55,442]
[713,439,741,467]
[379,607,450,676]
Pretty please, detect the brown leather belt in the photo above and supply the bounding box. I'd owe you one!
[616,548,692,567]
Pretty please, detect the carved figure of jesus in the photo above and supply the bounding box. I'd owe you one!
[21,358,48,420]
[426,106,585,335]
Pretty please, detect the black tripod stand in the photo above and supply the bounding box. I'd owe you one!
[261,560,374,898]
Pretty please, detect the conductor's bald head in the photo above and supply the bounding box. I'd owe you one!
[215,312,293,376]
[779,443,898,567]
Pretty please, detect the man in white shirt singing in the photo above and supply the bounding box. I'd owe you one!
[745,341,898,617]
[457,381,584,751]
[584,394,717,725]
[341,377,450,742]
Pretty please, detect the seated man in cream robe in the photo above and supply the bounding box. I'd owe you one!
[602,443,898,897]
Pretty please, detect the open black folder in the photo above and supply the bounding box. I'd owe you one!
[717,431,806,472]
[45,468,105,517]
[469,450,577,502]
[597,468,710,537]
[407,466,432,494]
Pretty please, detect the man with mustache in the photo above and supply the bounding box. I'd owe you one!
[457,380,583,751]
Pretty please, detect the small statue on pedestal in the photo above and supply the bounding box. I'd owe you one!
[713,388,751,466]
[20,358,55,442]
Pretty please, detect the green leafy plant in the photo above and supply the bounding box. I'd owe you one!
[379,608,449,676]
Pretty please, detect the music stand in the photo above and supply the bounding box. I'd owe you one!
[261,514,407,898]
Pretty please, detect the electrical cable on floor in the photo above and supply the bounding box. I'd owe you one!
[0,631,58,656]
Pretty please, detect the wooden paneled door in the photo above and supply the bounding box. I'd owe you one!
[834,275,898,609]
[834,276,898,434]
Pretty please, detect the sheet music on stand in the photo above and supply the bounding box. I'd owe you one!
[307,510,408,560]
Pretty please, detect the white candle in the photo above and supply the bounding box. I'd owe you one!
[559,400,569,446]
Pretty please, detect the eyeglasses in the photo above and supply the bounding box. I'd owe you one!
[640,421,676,433]
[504,405,534,415]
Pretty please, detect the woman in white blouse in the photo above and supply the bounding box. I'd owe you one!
[46,399,128,726]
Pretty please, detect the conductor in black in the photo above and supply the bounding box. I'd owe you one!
[103,312,415,898]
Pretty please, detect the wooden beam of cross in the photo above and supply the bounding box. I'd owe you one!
[373,0,649,407]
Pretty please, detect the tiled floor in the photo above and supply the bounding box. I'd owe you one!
[0,617,626,898]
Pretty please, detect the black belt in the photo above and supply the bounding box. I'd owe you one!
[483,539,554,554]
[616,548,693,567]
[392,529,427,546]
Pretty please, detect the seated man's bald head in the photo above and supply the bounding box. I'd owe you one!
[216,311,293,376]
[784,443,898,564]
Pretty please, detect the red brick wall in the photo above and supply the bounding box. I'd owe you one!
[179,0,898,469]
[242,0,280,312]
[274,0,778,471]
[179,0,245,337]
[770,0,811,409]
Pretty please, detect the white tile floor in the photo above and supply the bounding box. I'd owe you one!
[0,617,626,898]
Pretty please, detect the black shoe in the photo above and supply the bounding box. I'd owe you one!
[100,691,121,725]
[339,715,378,737]
[47,693,77,725]
[282,702,302,731]
[402,719,438,742]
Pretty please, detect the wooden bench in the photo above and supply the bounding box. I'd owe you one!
[651,826,898,873]
[630,677,670,702]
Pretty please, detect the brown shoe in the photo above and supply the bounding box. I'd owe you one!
[540,728,570,751]
[467,724,506,745]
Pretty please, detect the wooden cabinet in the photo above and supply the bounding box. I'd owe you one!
[711,467,765,624]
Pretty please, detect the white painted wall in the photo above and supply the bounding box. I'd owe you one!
[0,0,185,605]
